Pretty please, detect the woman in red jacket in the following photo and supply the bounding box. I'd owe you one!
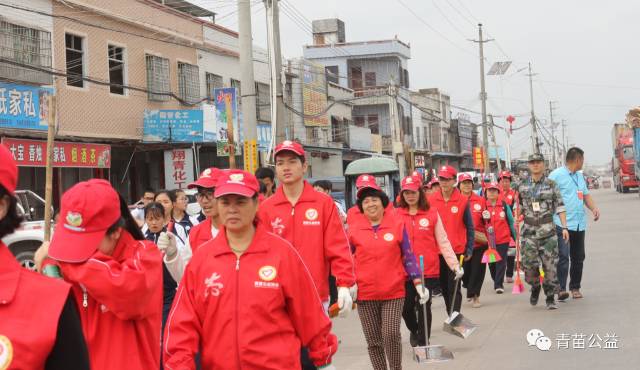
[484,182,517,294]
[164,170,338,370]
[348,176,428,370]
[0,144,89,370]
[397,175,461,347]
[458,173,488,307]
[48,179,164,370]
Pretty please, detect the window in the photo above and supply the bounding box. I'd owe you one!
[367,114,379,134]
[108,45,125,95]
[178,62,200,105]
[350,67,362,89]
[365,72,376,87]
[256,82,271,122]
[65,33,84,87]
[231,79,241,106]
[205,72,223,101]
[325,66,339,84]
[623,146,634,160]
[313,33,325,45]
[354,116,365,127]
[403,68,410,88]
[0,21,52,84]
[145,54,170,101]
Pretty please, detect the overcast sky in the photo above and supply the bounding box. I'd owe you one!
[204,0,640,166]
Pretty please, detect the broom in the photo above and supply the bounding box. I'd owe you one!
[481,212,502,264]
[512,194,525,294]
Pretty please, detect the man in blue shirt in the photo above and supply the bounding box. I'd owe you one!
[549,147,600,301]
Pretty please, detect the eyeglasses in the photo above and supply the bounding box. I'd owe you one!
[196,189,214,200]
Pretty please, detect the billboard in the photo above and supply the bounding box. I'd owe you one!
[164,149,195,189]
[143,109,204,142]
[302,61,328,127]
[0,83,54,131]
[213,87,239,144]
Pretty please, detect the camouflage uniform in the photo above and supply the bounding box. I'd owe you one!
[516,166,565,298]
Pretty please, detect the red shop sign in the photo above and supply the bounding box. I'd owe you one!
[1,137,111,168]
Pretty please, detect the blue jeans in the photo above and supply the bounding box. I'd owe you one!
[556,225,570,291]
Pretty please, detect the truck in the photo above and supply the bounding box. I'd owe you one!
[611,123,638,193]
[627,107,640,196]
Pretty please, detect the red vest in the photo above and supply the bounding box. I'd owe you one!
[0,244,70,370]
[467,193,487,248]
[189,218,214,253]
[348,211,406,300]
[428,189,469,254]
[396,208,440,278]
[486,201,512,245]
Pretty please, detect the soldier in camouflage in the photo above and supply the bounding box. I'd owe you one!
[515,153,570,310]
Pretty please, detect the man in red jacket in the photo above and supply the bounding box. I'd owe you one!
[258,140,355,370]
[164,170,338,370]
[48,179,163,370]
[188,167,224,252]
[428,165,475,315]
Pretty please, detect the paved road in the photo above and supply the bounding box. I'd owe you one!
[331,189,640,369]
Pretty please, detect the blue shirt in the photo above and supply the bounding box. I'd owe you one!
[549,167,590,231]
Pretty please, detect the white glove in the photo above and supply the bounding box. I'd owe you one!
[337,287,353,318]
[349,284,358,302]
[455,266,465,280]
[157,232,178,258]
[415,283,429,305]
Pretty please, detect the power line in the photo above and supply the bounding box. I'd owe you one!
[395,0,475,57]
[429,0,472,39]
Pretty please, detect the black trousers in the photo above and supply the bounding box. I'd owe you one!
[328,274,338,306]
[556,227,587,291]
[402,278,439,342]
[463,246,487,298]
[489,243,510,289]
[506,254,515,278]
[439,254,463,315]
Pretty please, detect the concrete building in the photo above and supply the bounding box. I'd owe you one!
[303,18,413,171]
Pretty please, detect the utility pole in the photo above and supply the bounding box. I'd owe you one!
[526,62,539,154]
[265,0,287,147]
[43,96,56,241]
[549,101,557,167]
[388,83,406,177]
[561,119,567,159]
[470,24,493,172]
[239,0,258,171]
[488,114,502,172]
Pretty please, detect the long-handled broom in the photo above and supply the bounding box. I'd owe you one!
[512,194,525,294]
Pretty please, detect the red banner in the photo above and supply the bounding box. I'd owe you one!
[1,138,111,168]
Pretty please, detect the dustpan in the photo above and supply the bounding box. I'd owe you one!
[414,256,454,363]
[443,256,478,339]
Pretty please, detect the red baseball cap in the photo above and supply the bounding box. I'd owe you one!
[437,165,457,179]
[49,179,121,263]
[486,182,501,191]
[214,170,260,198]
[0,144,18,195]
[355,174,381,197]
[188,167,223,189]
[498,170,512,180]
[274,140,305,157]
[458,173,473,183]
[425,178,440,189]
[401,175,421,192]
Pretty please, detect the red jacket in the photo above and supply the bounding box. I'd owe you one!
[396,207,440,278]
[163,226,338,369]
[429,189,470,254]
[57,231,163,370]
[188,218,216,253]
[0,244,71,370]
[258,182,355,299]
[348,211,410,300]
[500,188,516,208]
[467,193,488,248]
[486,201,512,245]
